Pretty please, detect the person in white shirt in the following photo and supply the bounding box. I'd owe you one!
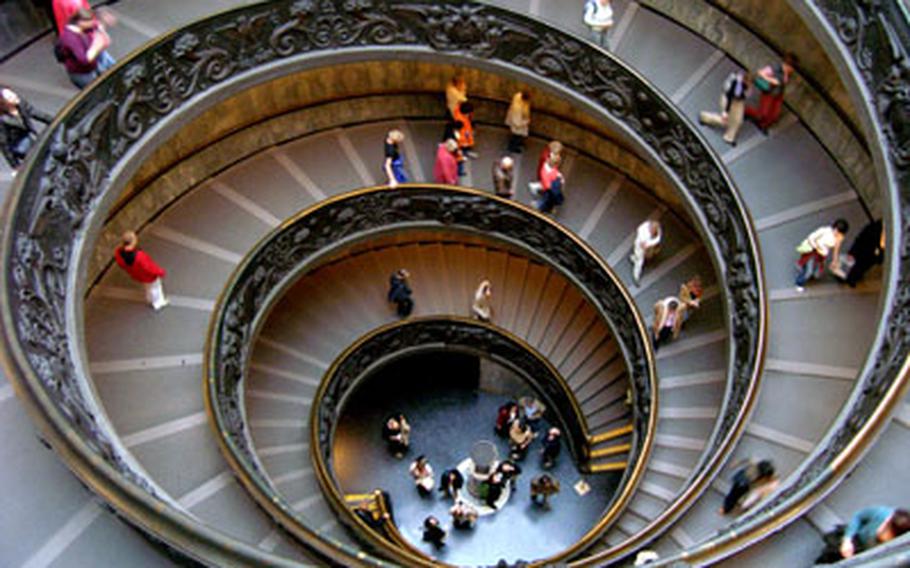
[630,220,662,284]
[794,218,849,291]
[583,0,614,48]
[471,280,493,321]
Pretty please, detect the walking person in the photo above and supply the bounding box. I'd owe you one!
[471,280,493,322]
[583,0,614,48]
[699,69,750,146]
[719,459,779,515]
[678,276,703,323]
[56,8,116,89]
[492,156,515,198]
[509,418,535,461]
[433,139,460,185]
[438,468,464,500]
[530,473,560,509]
[409,455,435,497]
[496,459,522,490]
[540,427,562,469]
[114,231,169,311]
[450,499,478,529]
[382,413,410,458]
[453,101,478,159]
[445,75,467,119]
[383,129,408,188]
[651,297,682,351]
[0,87,53,173]
[387,269,413,317]
[842,219,884,288]
[746,53,797,135]
[505,90,531,153]
[794,218,849,292]
[422,515,447,548]
[630,220,662,285]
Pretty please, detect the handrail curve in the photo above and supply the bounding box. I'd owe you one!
[0,0,764,564]
[205,185,657,566]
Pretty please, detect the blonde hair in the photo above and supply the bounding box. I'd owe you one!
[388,129,404,143]
[444,139,459,152]
[121,231,138,248]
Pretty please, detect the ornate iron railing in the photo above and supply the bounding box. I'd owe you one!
[310,316,608,560]
[204,185,656,566]
[0,0,764,564]
[647,1,910,565]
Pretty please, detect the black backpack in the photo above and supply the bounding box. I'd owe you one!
[53,40,68,63]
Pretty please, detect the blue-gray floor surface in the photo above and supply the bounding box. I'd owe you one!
[332,353,621,566]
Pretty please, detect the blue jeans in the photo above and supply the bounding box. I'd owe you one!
[391,158,408,183]
[68,50,117,89]
[795,253,823,286]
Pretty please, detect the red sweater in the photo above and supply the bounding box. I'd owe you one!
[115,247,166,283]
[433,143,458,185]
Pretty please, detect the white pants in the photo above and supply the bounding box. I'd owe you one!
[143,278,168,310]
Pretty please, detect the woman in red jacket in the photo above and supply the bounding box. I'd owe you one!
[114,231,169,310]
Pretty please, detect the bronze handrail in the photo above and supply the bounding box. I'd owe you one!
[204,185,658,567]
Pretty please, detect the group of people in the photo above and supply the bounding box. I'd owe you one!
[699,53,797,145]
[495,398,563,472]
[379,74,571,217]
[651,276,702,351]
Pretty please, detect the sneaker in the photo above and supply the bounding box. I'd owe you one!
[465,150,479,159]
[795,286,805,293]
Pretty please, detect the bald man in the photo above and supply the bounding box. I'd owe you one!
[492,156,515,198]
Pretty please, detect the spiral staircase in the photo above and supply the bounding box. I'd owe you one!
[1,1,907,567]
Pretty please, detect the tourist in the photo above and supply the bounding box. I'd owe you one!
[630,220,662,285]
[678,276,703,323]
[505,90,531,153]
[486,471,506,509]
[720,459,779,515]
[446,75,468,118]
[699,69,750,146]
[114,231,169,311]
[433,139,459,185]
[495,401,519,437]
[56,8,116,89]
[409,455,435,497]
[652,297,682,351]
[531,151,564,214]
[450,499,478,529]
[387,269,413,317]
[537,141,563,180]
[517,395,545,423]
[383,129,408,188]
[816,507,910,563]
[842,219,884,287]
[583,0,614,48]
[746,53,797,135]
[381,413,410,458]
[453,101,478,159]
[0,87,52,172]
[496,459,522,490]
[794,218,849,292]
[492,156,515,198]
[471,279,493,322]
[422,515,447,548]
[509,418,535,461]
[439,468,464,500]
[530,473,560,508]
[541,427,562,469]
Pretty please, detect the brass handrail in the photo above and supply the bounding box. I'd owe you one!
[204,185,659,567]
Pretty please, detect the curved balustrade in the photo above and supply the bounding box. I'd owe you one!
[205,185,656,565]
[0,0,764,563]
[647,2,910,566]
[311,316,616,562]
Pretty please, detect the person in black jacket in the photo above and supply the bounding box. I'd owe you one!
[387,269,413,317]
[842,219,884,287]
[1,87,52,172]
[422,516,446,548]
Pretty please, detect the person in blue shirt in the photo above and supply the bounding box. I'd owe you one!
[840,506,910,558]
